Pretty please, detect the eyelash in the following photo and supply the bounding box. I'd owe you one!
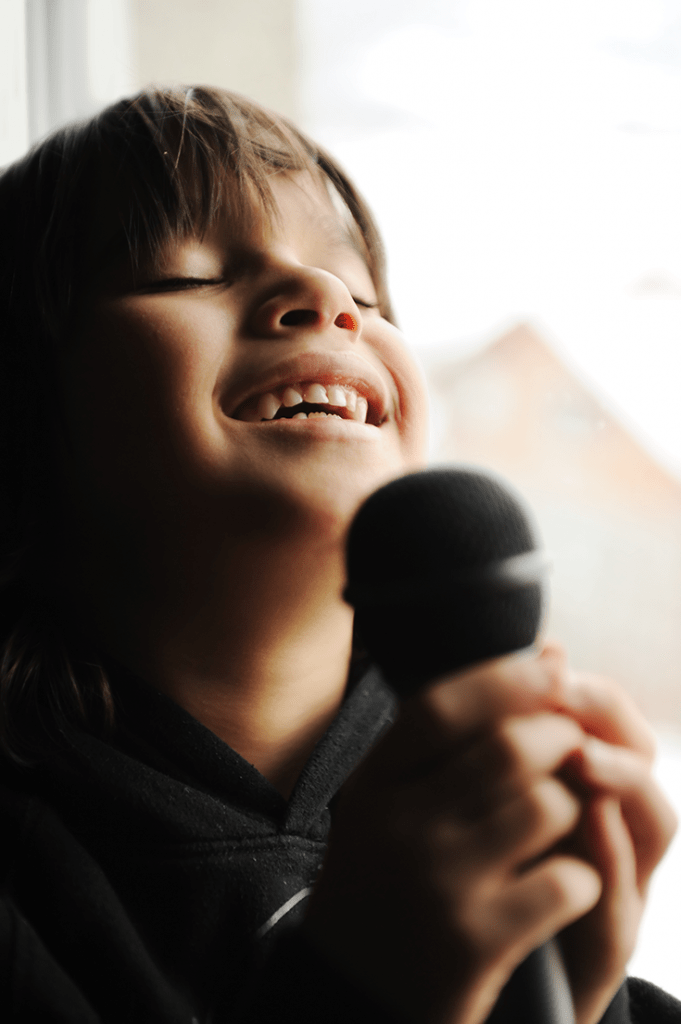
[142,278,379,311]
[143,277,223,292]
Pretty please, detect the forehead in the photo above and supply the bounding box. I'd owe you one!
[257,171,370,263]
[164,170,373,279]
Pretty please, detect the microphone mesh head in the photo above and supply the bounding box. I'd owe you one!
[346,468,544,696]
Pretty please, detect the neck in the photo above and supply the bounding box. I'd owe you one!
[74,517,355,798]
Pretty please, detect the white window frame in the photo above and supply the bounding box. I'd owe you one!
[0,0,29,165]
[0,0,133,166]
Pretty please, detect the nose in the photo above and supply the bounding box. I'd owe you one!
[247,264,360,339]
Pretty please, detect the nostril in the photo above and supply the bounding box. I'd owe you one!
[335,312,357,331]
[280,309,318,327]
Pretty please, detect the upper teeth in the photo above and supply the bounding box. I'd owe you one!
[240,382,370,424]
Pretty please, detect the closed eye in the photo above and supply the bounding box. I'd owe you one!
[135,279,378,309]
[137,276,226,293]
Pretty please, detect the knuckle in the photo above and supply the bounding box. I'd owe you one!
[512,788,546,839]
[540,859,598,913]
[539,866,574,910]
[446,874,507,945]
[554,713,585,749]
[520,784,547,832]
[530,777,580,830]
[489,720,523,773]
[502,778,580,850]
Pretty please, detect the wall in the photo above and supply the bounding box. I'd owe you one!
[132,0,300,120]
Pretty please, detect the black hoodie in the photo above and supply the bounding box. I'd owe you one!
[0,663,677,1023]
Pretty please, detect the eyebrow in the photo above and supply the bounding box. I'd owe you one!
[321,215,370,266]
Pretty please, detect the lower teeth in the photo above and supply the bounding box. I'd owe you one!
[272,410,345,422]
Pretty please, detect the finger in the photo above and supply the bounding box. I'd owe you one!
[443,713,586,815]
[575,738,678,889]
[425,776,583,883]
[560,798,642,1023]
[538,638,569,670]
[489,856,602,971]
[422,644,569,731]
[381,646,568,778]
[558,671,656,762]
[582,796,640,941]
[477,777,583,869]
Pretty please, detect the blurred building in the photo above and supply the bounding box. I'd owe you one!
[428,323,681,728]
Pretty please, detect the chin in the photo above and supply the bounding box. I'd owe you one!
[285,457,412,542]
[210,430,424,546]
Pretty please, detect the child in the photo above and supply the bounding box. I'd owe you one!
[0,85,677,1024]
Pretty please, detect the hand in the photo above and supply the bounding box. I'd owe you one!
[550,664,677,1024]
[305,646,608,1024]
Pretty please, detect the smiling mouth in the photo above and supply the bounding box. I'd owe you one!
[233,381,381,426]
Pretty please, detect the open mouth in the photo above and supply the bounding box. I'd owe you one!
[233,381,381,426]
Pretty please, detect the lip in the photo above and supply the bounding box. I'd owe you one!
[221,351,397,427]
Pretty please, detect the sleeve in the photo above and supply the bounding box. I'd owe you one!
[0,894,102,1024]
[0,789,198,1024]
[627,977,681,1022]
[540,977,681,1024]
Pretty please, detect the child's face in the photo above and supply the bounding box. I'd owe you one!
[61,171,429,547]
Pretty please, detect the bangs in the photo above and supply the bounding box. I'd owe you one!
[34,84,394,325]
[94,87,323,273]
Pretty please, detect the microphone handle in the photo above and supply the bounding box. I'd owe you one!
[345,468,578,1023]
[486,940,575,1024]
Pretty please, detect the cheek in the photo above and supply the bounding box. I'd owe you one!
[60,302,232,497]
[368,322,430,468]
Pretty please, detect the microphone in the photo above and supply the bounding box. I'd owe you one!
[344,467,574,1024]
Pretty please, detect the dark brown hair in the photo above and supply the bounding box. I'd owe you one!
[0,85,393,763]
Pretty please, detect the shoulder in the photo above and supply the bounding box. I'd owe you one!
[0,773,40,877]
[627,977,681,1023]
[0,766,103,914]
[0,776,105,1022]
